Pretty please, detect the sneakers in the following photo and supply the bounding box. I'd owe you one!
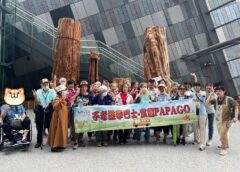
[78,141,86,147]
[102,142,108,147]
[198,144,206,151]
[97,142,102,147]
[206,140,212,146]
[72,143,78,150]
[219,149,228,156]
[21,138,30,145]
[192,141,200,145]
[136,140,141,144]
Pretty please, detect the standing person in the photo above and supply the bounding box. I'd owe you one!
[192,83,207,151]
[206,86,239,155]
[32,78,56,148]
[205,83,217,146]
[131,81,139,101]
[108,82,119,141]
[170,82,179,100]
[92,85,113,147]
[47,85,68,152]
[148,79,159,102]
[103,80,110,89]
[115,83,133,144]
[175,85,188,145]
[91,83,99,97]
[65,80,79,141]
[95,81,102,88]
[109,82,118,102]
[135,87,151,144]
[155,80,171,144]
[72,81,92,149]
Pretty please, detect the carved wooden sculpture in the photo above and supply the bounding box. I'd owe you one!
[88,51,100,85]
[52,18,81,83]
[143,26,172,86]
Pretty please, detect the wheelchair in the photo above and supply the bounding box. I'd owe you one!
[0,118,32,150]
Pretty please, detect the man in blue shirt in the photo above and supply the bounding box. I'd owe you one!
[32,78,56,148]
[155,80,171,144]
[1,104,31,146]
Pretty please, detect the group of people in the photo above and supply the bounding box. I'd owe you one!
[1,74,239,156]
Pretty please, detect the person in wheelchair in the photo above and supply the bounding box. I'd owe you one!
[1,104,31,146]
[1,88,31,146]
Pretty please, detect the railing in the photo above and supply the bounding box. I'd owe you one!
[5,0,145,80]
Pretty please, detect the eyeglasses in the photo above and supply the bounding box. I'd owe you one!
[179,88,185,90]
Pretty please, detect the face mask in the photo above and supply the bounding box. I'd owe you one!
[60,82,66,86]
[43,86,49,91]
[102,92,107,97]
[62,91,67,98]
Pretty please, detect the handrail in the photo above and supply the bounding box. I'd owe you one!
[80,44,143,74]
[80,46,144,78]
[81,40,144,70]
[6,0,145,79]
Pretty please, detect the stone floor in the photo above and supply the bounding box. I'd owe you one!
[0,110,240,172]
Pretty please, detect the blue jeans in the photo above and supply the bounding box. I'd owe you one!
[207,113,214,140]
[135,128,150,141]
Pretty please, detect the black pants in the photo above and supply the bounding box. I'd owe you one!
[35,105,52,144]
[154,126,171,135]
[118,130,129,143]
[2,117,31,142]
[208,113,214,140]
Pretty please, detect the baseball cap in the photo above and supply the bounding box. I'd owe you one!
[80,80,88,86]
[41,78,49,84]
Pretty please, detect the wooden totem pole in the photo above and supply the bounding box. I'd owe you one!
[52,18,81,83]
[88,51,100,85]
[143,26,172,86]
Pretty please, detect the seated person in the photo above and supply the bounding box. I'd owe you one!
[1,104,31,146]
[1,88,30,146]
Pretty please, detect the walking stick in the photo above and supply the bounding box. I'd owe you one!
[41,107,47,150]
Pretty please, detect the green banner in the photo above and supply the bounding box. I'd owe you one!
[74,99,197,133]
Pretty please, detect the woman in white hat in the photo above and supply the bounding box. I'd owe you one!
[47,85,68,152]
[92,85,113,147]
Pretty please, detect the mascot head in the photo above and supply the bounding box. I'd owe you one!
[4,88,25,106]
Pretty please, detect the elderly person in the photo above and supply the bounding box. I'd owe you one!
[155,80,171,144]
[32,78,57,148]
[1,103,31,146]
[115,83,133,144]
[47,85,68,152]
[92,85,113,147]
